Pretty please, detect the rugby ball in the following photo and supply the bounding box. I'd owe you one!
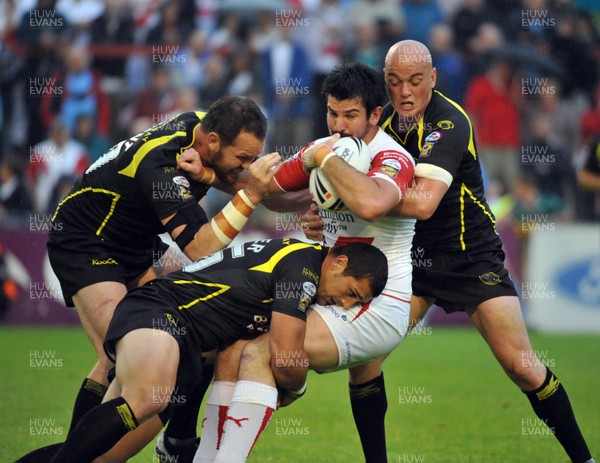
[309,137,370,211]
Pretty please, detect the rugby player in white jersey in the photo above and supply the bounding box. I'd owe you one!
[194,62,416,463]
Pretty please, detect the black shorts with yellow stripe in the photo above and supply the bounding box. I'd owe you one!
[411,241,518,313]
[104,287,205,390]
[47,231,169,307]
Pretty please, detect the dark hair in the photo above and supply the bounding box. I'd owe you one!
[330,242,388,297]
[322,62,387,117]
[201,96,267,146]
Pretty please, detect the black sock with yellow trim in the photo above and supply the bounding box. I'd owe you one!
[51,397,138,463]
[350,373,388,463]
[68,378,108,435]
[524,368,592,463]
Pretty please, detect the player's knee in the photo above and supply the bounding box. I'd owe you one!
[240,337,271,366]
[121,385,169,422]
[503,353,546,389]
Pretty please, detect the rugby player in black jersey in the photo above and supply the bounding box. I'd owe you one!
[377,40,593,463]
[17,96,282,463]
[299,40,594,463]
[46,238,387,463]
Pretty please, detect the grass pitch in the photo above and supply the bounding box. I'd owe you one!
[1,326,598,462]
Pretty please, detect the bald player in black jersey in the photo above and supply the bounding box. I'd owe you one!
[17,96,282,463]
[48,238,388,463]
[377,40,593,463]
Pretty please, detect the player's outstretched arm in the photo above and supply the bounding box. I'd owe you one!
[164,153,282,261]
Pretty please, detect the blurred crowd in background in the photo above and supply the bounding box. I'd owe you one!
[0,0,599,270]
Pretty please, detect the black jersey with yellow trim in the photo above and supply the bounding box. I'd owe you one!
[51,111,211,254]
[134,238,325,350]
[380,90,499,251]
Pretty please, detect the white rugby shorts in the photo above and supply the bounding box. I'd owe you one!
[310,290,410,372]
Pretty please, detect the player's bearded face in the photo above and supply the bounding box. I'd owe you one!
[212,132,264,184]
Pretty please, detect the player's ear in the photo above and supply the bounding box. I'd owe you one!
[431,67,437,89]
[332,254,349,272]
[370,106,383,126]
[207,132,221,156]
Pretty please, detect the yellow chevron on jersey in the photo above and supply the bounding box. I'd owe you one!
[173,280,231,310]
[118,131,188,178]
[459,183,498,250]
[250,242,322,274]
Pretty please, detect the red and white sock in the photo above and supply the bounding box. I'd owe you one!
[213,380,277,463]
[193,381,235,463]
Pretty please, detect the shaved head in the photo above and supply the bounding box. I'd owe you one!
[384,40,433,71]
[383,40,436,127]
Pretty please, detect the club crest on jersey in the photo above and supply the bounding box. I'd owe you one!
[479,272,501,285]
[297,281,317,312]
[437,120,454,130]
[379,159,401,178]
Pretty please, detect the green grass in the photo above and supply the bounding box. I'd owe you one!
[1,326,598,462]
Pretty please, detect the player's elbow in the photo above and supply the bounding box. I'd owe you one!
[352,198,389,222]
[409,198,438,220]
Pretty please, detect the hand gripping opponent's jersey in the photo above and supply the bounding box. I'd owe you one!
[274,129,416,300]
[380,90,500,252]
[50,112,211,256]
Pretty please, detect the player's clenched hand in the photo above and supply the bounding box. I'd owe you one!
[301,133,341,170]
[301,203,324,242]
[177,148,216,184]
[243,152,282,203]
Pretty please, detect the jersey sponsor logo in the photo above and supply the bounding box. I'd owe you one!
[91,257,118,265]
[436,120,454,130]
[302,281,316,297]
[479,272,501,285]
[301,267,319,283]
[379,159,401,179]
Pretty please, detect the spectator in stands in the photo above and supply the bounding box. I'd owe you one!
[464,55,522,190]
[73,113,111,163]
[307,0,347,139]
[0,153,33,222]
[402,0,445,46]
[39,43,111,137]
[16,0,71,148]
[56,0,104,44]
[522,112,576,215]
[146,2,190,47]
[89,0,135,79]
[452,0,499,55]
[428,23,467,103]
[171,28,212,94]
[261,25,312,151]
[345,20,386,71]
[28,119,88,214]
[577,135,600,221]
[125,65,176,130]
[351,0,404,47]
